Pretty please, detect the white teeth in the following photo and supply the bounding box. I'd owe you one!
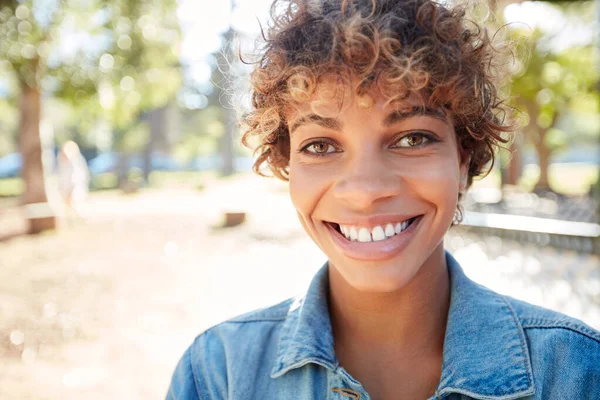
[371,226,386,241]
[384,223,395,237]
[336,218,417,242]
[341,225,348,237]
[358,227,371,242]
[394,223,402,234]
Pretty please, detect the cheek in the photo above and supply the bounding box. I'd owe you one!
[288,161,328,220]
[395,155,461,210]
[289,161,334,249]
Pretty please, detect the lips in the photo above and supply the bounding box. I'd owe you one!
[324,215,423,261]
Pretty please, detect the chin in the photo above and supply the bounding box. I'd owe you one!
[327,237,447,294]
[330,255,425,293]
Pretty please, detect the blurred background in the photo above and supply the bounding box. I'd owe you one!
[0,0,598,398]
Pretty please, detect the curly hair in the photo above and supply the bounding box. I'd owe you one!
[241,0,513,199]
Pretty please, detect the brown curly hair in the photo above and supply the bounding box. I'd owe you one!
[241,0,513,196]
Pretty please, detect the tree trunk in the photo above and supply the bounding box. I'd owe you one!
[523,100,554,192]
[142,143,152,184]
[143,107,164,183]
[19,82,56,233]
[220,103,236,177]
[534,131,551,191]
[219,27,235,177]
[117,151,130,188]
[504,139,522,186]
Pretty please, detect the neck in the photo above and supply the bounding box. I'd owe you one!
[328,247,450,356]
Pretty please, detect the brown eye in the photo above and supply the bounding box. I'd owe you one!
[404,134,424,147]
[312,143,331,153]
[393,132,436,148]
[303,141,339,155]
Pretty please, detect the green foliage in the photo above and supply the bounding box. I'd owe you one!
[0,0,182,139]
[172,105,226,162]
[0,177,23,197]
[90,0,183,129]
[0,99,18,155]
[509,27,598,152]
[117,121,150,152]
[544,128,567,149]
[518,163,598,195]
[173,135,218,162]
[90,170,215,191]
[90,172,118,191]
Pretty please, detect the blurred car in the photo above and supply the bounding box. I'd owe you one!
[88,152,182,176]
[187,155,220,171]
[1,152,252,178]
[0,153,22,178]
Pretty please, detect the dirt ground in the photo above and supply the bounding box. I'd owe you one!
[0,175,325,400]
[1,174,598,400]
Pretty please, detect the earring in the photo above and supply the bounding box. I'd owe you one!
[452,207,463,225]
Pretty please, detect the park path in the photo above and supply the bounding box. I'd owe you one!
[0,174,598,400]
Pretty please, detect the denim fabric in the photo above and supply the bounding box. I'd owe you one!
[166,252,600,399]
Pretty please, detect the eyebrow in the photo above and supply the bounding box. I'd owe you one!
[289,106,448,133]
[382,107,448,127]
[289,114,343,133]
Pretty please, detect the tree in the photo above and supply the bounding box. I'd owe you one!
[202,6,238,177]
[0,0,74,233]
[0,0,181,232]
[509,29,598,191]
[91,0,182,185]
[212,25,236,177]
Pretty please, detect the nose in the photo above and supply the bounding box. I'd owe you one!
[332,150,402,209]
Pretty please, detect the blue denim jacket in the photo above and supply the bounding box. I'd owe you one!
[167,252,600,399]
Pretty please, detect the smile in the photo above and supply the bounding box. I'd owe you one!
[323,215,424,261]
[330,218,419,242]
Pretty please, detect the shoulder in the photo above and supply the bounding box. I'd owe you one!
[196,297,293,347]
[190,296,293,344]
[502,295,600,390]
[186,297,293,360]
[226,297,293,323]
[503,295,600,345]
[166,298,294,399]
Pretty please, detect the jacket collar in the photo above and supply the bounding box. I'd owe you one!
[435,253,535,399]
[270,264,338,378]
[271,252,535,399]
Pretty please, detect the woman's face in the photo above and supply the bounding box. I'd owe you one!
[287,82,468,292]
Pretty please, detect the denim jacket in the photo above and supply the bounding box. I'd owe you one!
[167,252,600,399]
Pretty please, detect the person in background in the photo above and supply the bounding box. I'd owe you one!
[167,0,600,399]
[57,140,89,219]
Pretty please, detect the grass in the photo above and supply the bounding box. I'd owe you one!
[90,172,119,191]
[471,163,598,196]
[521,163,598,195]
[89,170,218,191]
[148,170,217,190]
[0,178,23,198]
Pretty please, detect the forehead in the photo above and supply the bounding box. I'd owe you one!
[286,75,428,119]
[285,76,448,129]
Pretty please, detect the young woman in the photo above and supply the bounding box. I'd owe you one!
[167,0,600,398]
